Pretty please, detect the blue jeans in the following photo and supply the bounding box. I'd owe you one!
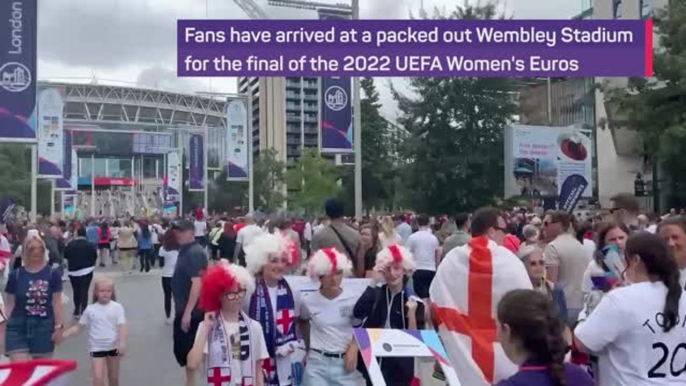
[6,315,55,355]
[303,350,363,386]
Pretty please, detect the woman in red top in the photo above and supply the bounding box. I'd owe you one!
[96,222,111,267]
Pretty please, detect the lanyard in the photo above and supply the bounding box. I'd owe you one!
[519,366,548,371]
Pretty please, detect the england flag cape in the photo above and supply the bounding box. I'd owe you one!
[430,236,532,386]
[0,360,77,386]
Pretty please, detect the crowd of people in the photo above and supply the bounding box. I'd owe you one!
[0,192,684,386]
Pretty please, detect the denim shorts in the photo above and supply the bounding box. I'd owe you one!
[6,316,55,355]
[303,350,363,386]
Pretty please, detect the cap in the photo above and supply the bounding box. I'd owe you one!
[171,219,194,232]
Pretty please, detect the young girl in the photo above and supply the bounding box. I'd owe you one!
[63,277,127,386]
[187,261,268,386]
[496,290,593,386]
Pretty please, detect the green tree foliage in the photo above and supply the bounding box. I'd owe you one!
[0,144,52,216]
[393,3,517,214]
[607,1,686,204]
[286,149,341,214]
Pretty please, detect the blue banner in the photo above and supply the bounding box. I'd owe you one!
[0,0,37,142]
[318,9,353,153]
[189,134,205,191]
[56,129,73,190]
[558,174,589,213]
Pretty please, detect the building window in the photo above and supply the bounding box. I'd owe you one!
[613,0,623,19]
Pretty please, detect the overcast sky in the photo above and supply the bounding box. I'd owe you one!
[38,0,585,120]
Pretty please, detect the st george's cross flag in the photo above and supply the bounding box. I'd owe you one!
[0,360,77,386]
[430,236,532,386]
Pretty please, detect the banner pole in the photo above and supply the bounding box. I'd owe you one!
[353,0,362,220]
[50,179,55,218]
[180,147,184,217]
[248,97,254,213]
[30,144,37,223]
[204,127,209,212]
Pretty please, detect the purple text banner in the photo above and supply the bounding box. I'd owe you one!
[177,19,652,77]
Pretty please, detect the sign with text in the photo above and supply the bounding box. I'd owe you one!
[504,124,593,199]
[37,88,65,178]
[177,19,652,77]
[165,150,181,204]
[354,328,461,386]
[0,0,37,142]
[226,98,249,180]
[189,134,205,191]
[55,129,73,191]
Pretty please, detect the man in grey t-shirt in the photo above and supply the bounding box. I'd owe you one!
[441,213,471,260]
[170,219,208,383]
[543,210,589,327]
[311,199,360,262]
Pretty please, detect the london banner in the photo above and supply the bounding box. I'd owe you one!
[226,98,249,180]
[0,0,37,142]
[189,134,205,191]
[37,88,65,177]
[318,8,353,153]
[504,124,593,201]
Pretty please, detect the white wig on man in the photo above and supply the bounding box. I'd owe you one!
[375,244,416,275]
[245,233,298,275]
[306,247,353,279]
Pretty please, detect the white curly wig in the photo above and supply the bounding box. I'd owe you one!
[224,261,256,297]
[306,248,353,279]
[244,233,298,275]
[375,244,416,275]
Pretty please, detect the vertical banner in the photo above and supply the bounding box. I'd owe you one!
[189,134,205,191]
[318,9,353,154]
[165,150,181,204]
[37,88,65,177]
[0,0,37,142]
[55,129,72,190]
[226,98,249,180]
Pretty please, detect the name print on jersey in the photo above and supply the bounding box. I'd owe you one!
[642,312,686,379]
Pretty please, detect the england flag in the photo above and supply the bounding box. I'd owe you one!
[0,360,77,386]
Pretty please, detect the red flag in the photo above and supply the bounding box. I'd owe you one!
[0,360,77,386]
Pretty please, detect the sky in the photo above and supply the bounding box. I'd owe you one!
[37,0,586,120]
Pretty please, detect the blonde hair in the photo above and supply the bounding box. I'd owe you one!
[379,216,395,239]
[92,276,116,303]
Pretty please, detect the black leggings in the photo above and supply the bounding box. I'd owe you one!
[69,272,93,316]
[162,277,172,318]
[139,248,154,272]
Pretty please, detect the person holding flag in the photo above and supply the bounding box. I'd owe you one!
[430,207,532,386]
[244,233,303,386]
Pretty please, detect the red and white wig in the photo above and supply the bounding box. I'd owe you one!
[245,233,299,275]
[375,244,416,276]
[306,248,353,280]
[199,261,256,312]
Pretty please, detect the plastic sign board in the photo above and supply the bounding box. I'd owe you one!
[354,328,461,386]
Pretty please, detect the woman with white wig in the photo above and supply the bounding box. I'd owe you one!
[244,233,302,386]
[353,244,424,386]
[301,248,362,386]
[187,261,269,386]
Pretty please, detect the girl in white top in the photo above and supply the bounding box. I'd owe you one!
[63,277,127,386]
[575,232,686,386]
[159,230,179,325]
[301,248,362,386]
[187,262,269,386]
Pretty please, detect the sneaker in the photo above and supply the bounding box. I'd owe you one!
[165,317,173,325]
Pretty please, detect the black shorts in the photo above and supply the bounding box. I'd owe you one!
[91,349,119,358]
[413,269,436,299]
[173,312,203,367]
[98,243,110,250]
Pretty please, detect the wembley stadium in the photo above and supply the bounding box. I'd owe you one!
[39,80,235,217]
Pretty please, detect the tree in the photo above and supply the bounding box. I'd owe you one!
[393,2,517,214]
[252,149,286,210]
[0,144,32,207]
[286,149,341,215]
[209,171,247,214]
[607,1,686,207]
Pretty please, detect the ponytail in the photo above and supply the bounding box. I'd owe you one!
[626,232,681,332]
[498,290,567,386]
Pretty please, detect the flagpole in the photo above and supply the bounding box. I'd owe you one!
[30,144,37,223]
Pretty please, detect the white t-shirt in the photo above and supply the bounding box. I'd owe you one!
[151,224,164,244]
[406,228,439,271]
[575,281,686,386]
[194,221,207,237]
[300,288,359,353]
[237,225,263,248]
[79,301,126,352]
[159,247,179,278]
[304,223,312,241]
[195,318,269,385]
[582,238,596,264]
